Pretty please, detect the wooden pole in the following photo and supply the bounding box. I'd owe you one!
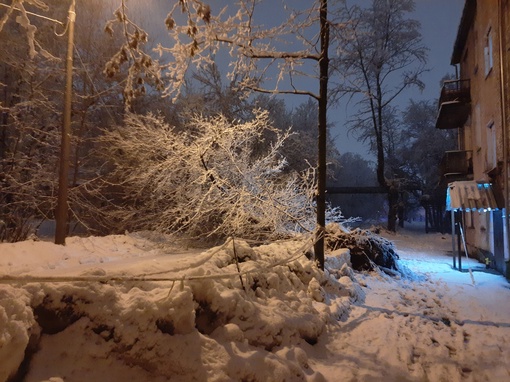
[55,0,76,245]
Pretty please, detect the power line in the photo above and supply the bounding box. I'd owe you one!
[0,3,64,26]
[0,235,316,285]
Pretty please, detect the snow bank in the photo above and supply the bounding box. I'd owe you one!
[0,286,37,382]
[0,234,362,381]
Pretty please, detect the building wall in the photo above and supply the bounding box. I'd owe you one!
[458,1,505,254]
[501,0,510,276]
[502,0,510,232]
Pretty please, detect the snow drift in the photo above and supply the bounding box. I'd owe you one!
[0,233,362,381]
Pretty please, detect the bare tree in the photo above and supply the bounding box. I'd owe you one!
[0,1,66,242]
[400,99,457,192]
[0,0,130,242]
[331,0,427,231]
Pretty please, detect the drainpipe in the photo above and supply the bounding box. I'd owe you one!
[453,63,459,80]
[451,64,463,149]
[451,209,456,269]
[454,64,461,150]
[504,209,509,262]
[498,0,510,261]
[490,210,495,256]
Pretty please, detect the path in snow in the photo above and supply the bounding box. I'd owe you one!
[312,223,510,382]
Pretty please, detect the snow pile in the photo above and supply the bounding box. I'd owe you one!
[0,286,38,382]
[0,233,362,382]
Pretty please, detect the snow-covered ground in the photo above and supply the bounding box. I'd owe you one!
[1,223,509,381]
[312,224,510,381]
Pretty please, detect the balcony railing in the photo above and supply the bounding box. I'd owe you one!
[435,79,471,130]
[440,150,473,182]
[439,79,471,104]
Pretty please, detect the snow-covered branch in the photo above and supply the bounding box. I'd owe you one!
[85,110,317,242]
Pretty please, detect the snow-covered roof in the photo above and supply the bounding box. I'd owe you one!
[446,180,500,212]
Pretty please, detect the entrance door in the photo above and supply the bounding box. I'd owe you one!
[493,210,505,272]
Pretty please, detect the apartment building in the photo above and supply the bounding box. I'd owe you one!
[436,0,510,276]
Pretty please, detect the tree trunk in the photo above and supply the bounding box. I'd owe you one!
[387,187,398,232]
[398,202,404,228]
[314,0,329,271]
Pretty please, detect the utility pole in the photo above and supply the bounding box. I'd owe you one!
[55,0,76,245]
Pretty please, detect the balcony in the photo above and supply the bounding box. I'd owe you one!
[439,150,473,185]
[435,79,471,129]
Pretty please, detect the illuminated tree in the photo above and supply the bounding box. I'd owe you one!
[89,111,316,241]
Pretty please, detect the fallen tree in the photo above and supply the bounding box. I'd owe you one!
[325,224,399,272]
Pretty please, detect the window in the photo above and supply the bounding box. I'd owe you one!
[484,28,494,76]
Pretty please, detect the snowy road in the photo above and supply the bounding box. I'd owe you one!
[312,226,510,382]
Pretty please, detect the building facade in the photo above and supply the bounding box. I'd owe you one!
[436,0,510,276]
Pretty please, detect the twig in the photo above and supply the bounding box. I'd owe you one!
[232,237,246,292]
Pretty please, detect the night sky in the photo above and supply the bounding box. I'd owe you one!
[124,0,466,157]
